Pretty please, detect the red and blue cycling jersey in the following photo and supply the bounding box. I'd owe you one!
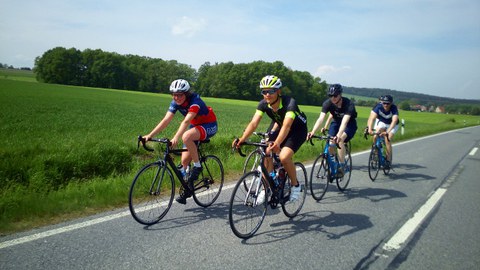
[168,93,217,126]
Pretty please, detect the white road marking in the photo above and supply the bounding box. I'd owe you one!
[383,188,447,251]
[0,211,130,249]
[469,147,478,156]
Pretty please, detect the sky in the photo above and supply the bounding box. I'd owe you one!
[1,0,479,100]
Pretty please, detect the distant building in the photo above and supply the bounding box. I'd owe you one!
[410,104,427,112]
[435,106,445,113]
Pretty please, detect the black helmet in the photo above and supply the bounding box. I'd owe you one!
[380,95,393,103]
[328,84,343,96]
[328,83,343,97]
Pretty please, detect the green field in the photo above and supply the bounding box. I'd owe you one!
[0,68,36,82]
[1,75,479,235]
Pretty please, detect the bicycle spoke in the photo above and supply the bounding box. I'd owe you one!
[129,163,174,225]
[229,171,267,239]
[282,162,307,217]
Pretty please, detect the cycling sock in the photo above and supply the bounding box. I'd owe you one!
[193,162,201,168]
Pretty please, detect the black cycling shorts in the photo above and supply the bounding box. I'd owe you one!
[267,125,307,153]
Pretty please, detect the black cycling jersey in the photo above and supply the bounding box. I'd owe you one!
[256,95,307,130]
[321,97,357,123]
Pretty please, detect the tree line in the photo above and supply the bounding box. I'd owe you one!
[34,47,328,105]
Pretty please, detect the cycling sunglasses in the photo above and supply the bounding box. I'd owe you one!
[382,102,391,105]
[328,94,339,98]
[261,89,278,95]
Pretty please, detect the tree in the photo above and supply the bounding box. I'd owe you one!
[35,47,83,85]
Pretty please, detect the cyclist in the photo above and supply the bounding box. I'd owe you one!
[307,84,357,177]
[366,95,399,168]
[233,75,308,202]
[143,79,218,204]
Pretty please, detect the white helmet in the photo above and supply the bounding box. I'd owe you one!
[169,79,190,93]
[259,75,282,89]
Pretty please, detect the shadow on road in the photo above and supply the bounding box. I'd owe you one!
[241,210,373,245]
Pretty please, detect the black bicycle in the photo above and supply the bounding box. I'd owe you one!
[129,136,224,225]
[364,128,392,181]
[229,138,307,239]
[309,133,352,201]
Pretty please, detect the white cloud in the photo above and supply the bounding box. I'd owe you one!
[171,16,207,38]
[314,65,352,77]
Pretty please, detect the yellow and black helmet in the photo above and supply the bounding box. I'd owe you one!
[259,75,282,89]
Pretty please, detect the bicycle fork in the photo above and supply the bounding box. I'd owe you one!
[245,169,263,206]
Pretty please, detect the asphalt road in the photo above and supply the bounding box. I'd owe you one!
[1,126,479,270]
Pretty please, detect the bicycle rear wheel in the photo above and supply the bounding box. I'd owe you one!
[129,162,174,225]
[193,155,224,207]
[336,145,352,191]
[282,162,307,218]
[309,154,330,201]
[383,147,392,175]
[368,146,380,181]
[229,171,268,239]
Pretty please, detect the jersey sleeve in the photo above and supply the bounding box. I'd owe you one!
[168,100,178,113]
[321,99,331,113]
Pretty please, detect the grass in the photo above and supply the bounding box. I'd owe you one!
[1,75,479,235]
[0,68,36,82]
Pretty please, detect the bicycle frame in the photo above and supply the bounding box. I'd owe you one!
[374,136,387,167]
[238,141,280,196]
[138,137,211,193]
[311,134,342,179]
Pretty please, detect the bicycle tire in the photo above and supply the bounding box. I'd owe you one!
[309,154,330,201]
[368,146,380,181]
[129,162,175,225]
[242,149,262,191]
[336,147,352,191]
[192,155,224,207]
[229,171,268,239]
[383,147,392,175]
[242,149,262,175]
[282,162,307,218]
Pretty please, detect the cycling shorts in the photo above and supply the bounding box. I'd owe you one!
[192,121,217,141]
[268,124,307,153]
[329,120,358,142]
[375,119,399,134]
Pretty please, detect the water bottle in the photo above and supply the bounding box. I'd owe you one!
[270,171,279,187]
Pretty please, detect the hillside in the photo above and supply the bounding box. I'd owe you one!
[343,86,480,105]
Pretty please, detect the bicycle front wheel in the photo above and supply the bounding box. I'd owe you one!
[368,146,380,181]
[242,149,262,174]
[193,155,224,207]
[336,148,352,191]
[242,149,262,191]
[229,171,268,239]
[310,154,330,201]
[129,162,174,225]
[282,162,307,218]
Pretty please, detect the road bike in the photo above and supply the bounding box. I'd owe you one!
[129,136,224,225]
[229,138,308,239]
[364,128,392,181]
[309,134,352,201]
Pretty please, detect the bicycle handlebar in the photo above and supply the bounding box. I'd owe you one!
[308,133,342,149]
[137,135,173,152]
[232,137,271,158]
[362,127,390,142]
